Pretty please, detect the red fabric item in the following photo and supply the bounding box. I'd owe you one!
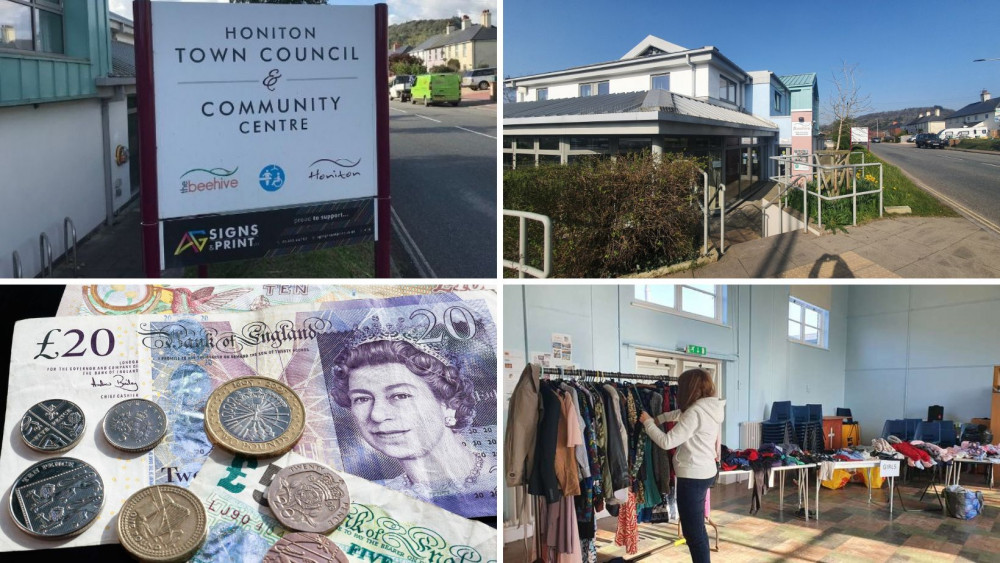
[892,442,932,464]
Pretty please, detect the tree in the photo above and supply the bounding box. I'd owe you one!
[445,58,461,72]
[389,53,425,76]
[826,62,871,154]
[429,64,453,73]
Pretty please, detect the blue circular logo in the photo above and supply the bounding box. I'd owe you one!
[259,165,285,192]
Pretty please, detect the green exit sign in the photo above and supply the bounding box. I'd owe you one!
[686,345,707,356]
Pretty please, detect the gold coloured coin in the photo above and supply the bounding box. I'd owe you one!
[204,376,305,457]
[267,462,351,534]
[117,485,207,562]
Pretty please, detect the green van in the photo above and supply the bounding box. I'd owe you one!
[409,73,461,107]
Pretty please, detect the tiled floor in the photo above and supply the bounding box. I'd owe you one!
[504,468,1000,562]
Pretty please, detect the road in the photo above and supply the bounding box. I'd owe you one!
[388,95,496,278]
[871,143,1000,232]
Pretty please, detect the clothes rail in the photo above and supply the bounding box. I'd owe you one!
[537,365,679,382]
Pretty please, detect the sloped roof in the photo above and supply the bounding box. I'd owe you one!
[621,35,689,59]
[945,97,1000,120]
[779,73,817,89]
[905,110,947,125]
[504,90,778,130]
[414,24,497,51]
[110,40,135,78]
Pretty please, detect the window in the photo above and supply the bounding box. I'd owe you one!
[633,285,725,323]
[773,91,782,112]
[536,87,548,101]
[719,75,737,103]
[0,0,62,53]
[651,73,670,91]
[788,297,828,348]
[579,81,609,97]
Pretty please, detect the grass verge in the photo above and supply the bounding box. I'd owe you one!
[857,149,958,218]
[955,138,1000,152]
[184,243,375,278]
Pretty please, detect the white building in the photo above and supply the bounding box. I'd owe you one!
[943,90,1000,137]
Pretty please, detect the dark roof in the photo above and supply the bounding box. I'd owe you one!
[414,25,497,51]
[905,110,946,125]
[504,90,778,130]
[110,40,135,78]
[945,97,1000,120]
[389,45,412,56]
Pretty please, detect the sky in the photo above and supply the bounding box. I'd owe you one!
[504,0,999,122]
[110,0,498,26]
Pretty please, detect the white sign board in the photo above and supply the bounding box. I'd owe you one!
[152,3,377,220]
[879,460,900,478]
[792,122,812,136]
[851,127,869,143]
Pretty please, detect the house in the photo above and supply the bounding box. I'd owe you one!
[389,43,412,57]
[748,70,791,177]
[778,73,820,175]
[904,107,946,135]
[943,90,1000,137]
[0,1,134,278]
[411,10,496,71]
[503,35,802,205]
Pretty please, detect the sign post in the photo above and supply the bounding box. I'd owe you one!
[135,0,390,277]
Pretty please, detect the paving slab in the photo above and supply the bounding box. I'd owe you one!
[865,218,921,236]
[894,250,1000,278]
[853,238,936,271]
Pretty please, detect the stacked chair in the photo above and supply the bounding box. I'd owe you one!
[938,421,957,447]
[762,401,793,445]
[881,419,907,440]
[903,418,921,440]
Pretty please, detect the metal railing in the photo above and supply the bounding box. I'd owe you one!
[502,209,552,278]
[39,232,53,278]
[762,171,811,237]
[12,251,22,278]
[64,217,78,276]
[768,154,883,233]
[691,170,726,255]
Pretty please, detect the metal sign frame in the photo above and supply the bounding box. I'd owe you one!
[134,0,390,277]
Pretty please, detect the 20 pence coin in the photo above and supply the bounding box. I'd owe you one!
[204,376,305,457]
[263,532,349,563]
[267,462,350,534]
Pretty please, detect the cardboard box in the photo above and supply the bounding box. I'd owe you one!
[971,417,991,428]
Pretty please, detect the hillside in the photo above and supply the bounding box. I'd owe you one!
[388,18,461,49]
[821,107,955,132]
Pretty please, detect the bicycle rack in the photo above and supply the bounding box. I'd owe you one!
[12,250,22,278]
[39,232,53,278]
[64,217,79,276]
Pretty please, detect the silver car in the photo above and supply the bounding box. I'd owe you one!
[461,68,496,91]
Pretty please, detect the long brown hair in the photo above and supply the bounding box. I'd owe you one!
[677,368,716,411]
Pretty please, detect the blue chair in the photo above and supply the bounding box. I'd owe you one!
[913,421,941,444]
[903,418,921,441]
[836,407,853,423]
[939,421,957,447]
[881,419,906,440]
[807,404,823,421]
[769,401,792,422]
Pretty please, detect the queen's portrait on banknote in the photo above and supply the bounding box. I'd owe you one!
[327,338,492,504]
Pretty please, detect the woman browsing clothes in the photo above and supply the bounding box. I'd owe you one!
[638,369,725,563]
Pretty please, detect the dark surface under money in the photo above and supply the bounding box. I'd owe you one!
[19,399,86,453]
[267,462,351,534]
[8,457,104,539]
[262,532,349,563]
[102,398,168,452]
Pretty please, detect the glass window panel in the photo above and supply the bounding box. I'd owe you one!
[689,284,715,293]
[635,285,675,308]
[597,81,609,95]
[538,154,561,165]
[0,1,33,51]
[804,308,820,328]
[515,137,533,149]
[569,137,609,151]
[804,325,819,344]
[618,138,650,154]
[502,136,512,148]
[538,136,559,150]
[788,301,802,321]
[536,88,547,101]
[788,320,801,339]
[580,83,592,97]
[681,287,715,318]
[652,74,670,91]
[515,154,534,166]
[502,153,513,169]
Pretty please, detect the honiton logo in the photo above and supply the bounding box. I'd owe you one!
[180,167,239,194]
[308,158,362,181]
[175,230,209,255]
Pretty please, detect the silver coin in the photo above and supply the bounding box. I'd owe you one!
[267,462,351,534]
[8,457,104,538]
[19,399,86,453]
[219,385,292,443]
[103,398,168,453]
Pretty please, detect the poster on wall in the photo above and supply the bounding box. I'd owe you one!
[552,333,573,362]
[504,350,525,401]
[138,1,387,271]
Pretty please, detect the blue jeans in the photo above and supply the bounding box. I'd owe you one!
[676,475,716,563]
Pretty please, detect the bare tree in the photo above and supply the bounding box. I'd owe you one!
[826,61,871,151]
[503,74,517,104]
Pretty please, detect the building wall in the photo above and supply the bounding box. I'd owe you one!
[844,286,999,442]
[0,99,107,277]
[609,74,648,93]
[109,98,131,210]
[503,284,849,451]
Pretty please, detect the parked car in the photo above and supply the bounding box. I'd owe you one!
[389,75,415,101]
[461,67,496,91]
[410,73,461,106]
[914,132,946,149]
[872,137,881,143]
[906,136,915,143]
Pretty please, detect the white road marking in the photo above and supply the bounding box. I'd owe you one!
[390,206,437,278]
[454,126,496,139]
[982,163,1000,168]
[413,114,441,123]
[390,107,408,113]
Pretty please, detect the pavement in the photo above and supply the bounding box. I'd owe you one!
[667,215,1000,278]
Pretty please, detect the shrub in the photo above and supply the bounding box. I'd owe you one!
[503,152,705,278]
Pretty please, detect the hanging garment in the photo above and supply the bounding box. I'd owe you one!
[529,381,564,504]
[749,463,771,515]
[505,364,542,487]
[599,385,630,495]
[614,490,639,555]
[554,391,583,497]
[561,384,591,479]
[541,495,583,563]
